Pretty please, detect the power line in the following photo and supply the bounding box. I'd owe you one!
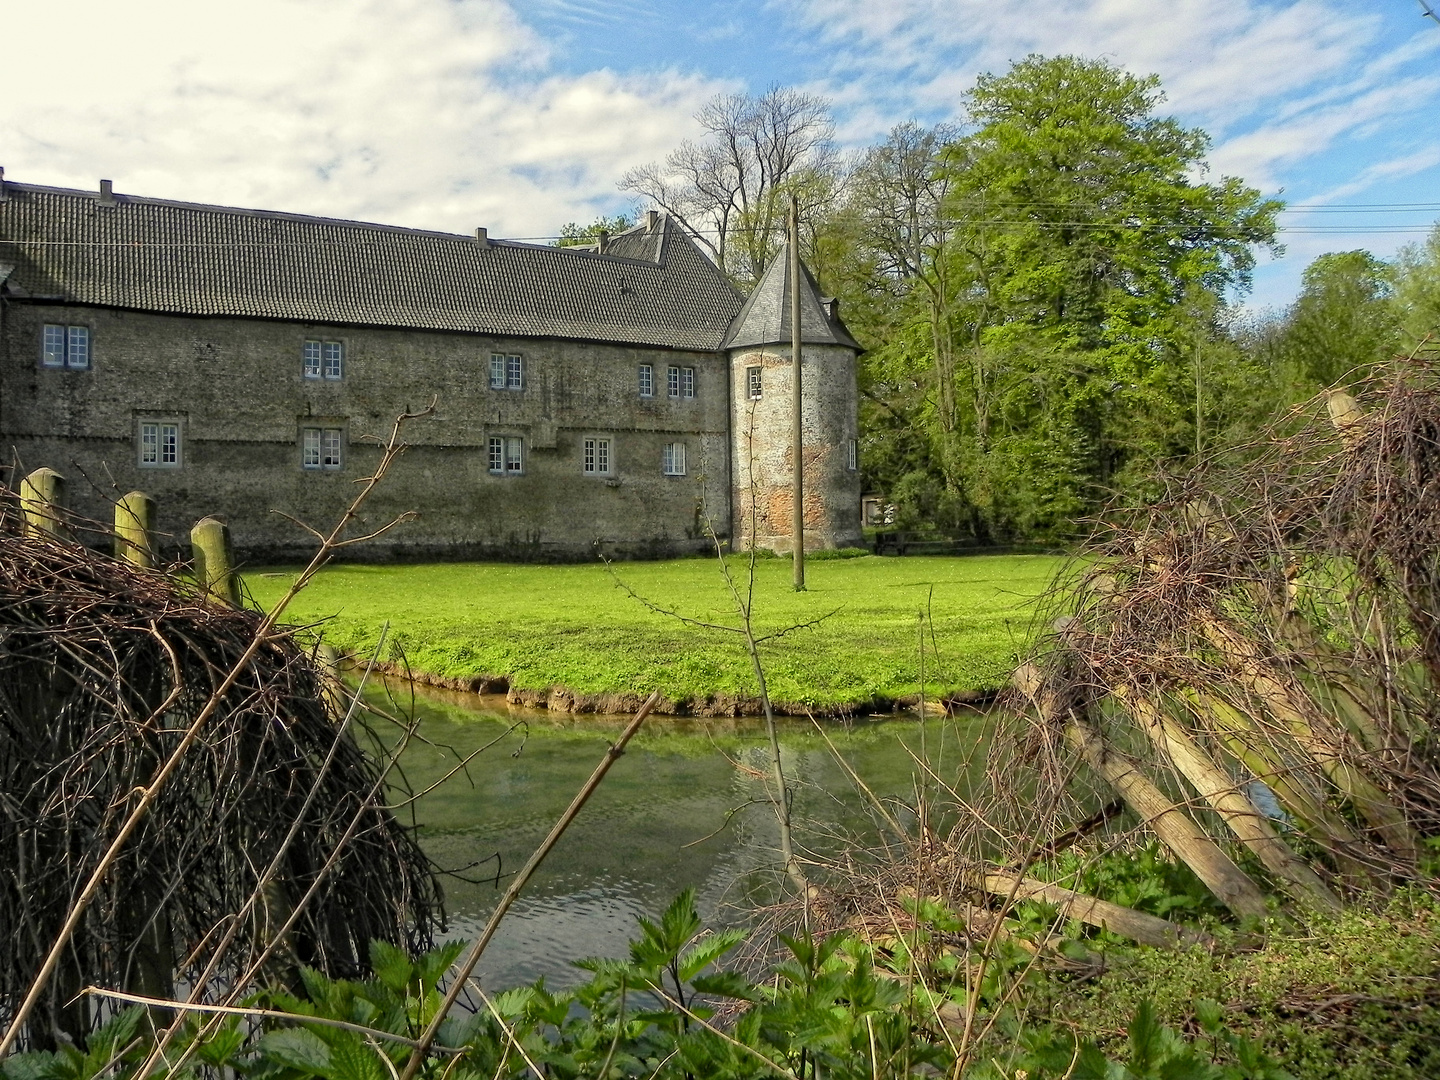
[939,200,1440,213]
[4,196,1439,252]
[4,221,1437,249]
[1280,205,1440,213]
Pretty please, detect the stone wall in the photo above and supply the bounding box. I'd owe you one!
[0,302,732,561]
[729,342,862,552]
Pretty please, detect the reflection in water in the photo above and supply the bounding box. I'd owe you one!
[363,678,991,990]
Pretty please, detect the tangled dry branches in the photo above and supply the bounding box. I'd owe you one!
[994,351,1440,912]
[0,513,441,1049]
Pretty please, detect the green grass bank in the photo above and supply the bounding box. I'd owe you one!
[244,553,1061,714]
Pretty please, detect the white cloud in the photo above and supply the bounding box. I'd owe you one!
[781,0,1377,125]
[774,0,1440,305]
[1306,147,1440,204]
[778,0,1438,187]
[0,0,725,236]
[1209,74,1440,189]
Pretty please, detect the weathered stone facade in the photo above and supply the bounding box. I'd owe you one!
[726,245,863,552]
[731,344,862,552]
[0,176,860,561]
[0,303,730,560]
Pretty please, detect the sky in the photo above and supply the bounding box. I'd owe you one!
[2,0,1438,311]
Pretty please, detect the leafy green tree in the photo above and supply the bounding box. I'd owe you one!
[1258,250,1399,396]
[831,121,961,348]
[554,214,636,248]
[819,123,974,528]
[842,56,1280,540]
[1394,223,1440,351]
[935,54,1279,538]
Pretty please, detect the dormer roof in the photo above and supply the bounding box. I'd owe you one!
[721,242,860,352]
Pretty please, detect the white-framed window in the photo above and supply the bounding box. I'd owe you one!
[303,340,344,380]
[847,438,858,472]
[638,364,653,398]
[302,426,343,470]
[489,436,524,475]
[491,353,522,390]
[42,324,90,369]
[667,365,695,399]
[583,437,611,475]
[662,441,686,476]
[747,366,762,400]
[138,421,181,468]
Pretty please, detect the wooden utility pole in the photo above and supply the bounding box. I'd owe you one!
[790,194,806,590]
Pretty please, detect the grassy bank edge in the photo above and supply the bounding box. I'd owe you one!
[349,657,999,718]
[244,554,1063,716]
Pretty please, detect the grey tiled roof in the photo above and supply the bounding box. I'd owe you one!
[722,242,861,351]
[0,183,744,351]
[579,227,663,263]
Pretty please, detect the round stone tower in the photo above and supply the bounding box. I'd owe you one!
[724,244,863,552]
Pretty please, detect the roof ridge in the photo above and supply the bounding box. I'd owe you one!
[0,181,693,270]
[3,180,488,244]
[0,180,745,351]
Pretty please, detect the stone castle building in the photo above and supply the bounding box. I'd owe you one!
[0,171,861,560]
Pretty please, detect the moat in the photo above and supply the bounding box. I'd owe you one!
[366,676,992,989]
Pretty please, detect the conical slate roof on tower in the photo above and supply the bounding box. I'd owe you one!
[721,242,861,351]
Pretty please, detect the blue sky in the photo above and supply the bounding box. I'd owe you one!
[3,0,1438,310]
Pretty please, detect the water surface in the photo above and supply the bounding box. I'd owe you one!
[367,678,992,990]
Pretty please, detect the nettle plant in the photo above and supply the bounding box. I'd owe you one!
[1,892,1295,1080]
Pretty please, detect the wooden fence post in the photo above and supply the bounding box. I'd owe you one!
[1013,662,1271,922]
[318,642,347,719]
[20,467,66,539]
[115,491,157,568]
[1200,616,1416,861]
[1179,686,1371,886]
[1115,684,1342,911]
[0,467,17,529]
[191,517,241,607]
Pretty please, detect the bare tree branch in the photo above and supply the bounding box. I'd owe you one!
[620,84,840,283]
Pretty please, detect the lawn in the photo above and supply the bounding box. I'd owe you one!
[243,553,1063,711]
